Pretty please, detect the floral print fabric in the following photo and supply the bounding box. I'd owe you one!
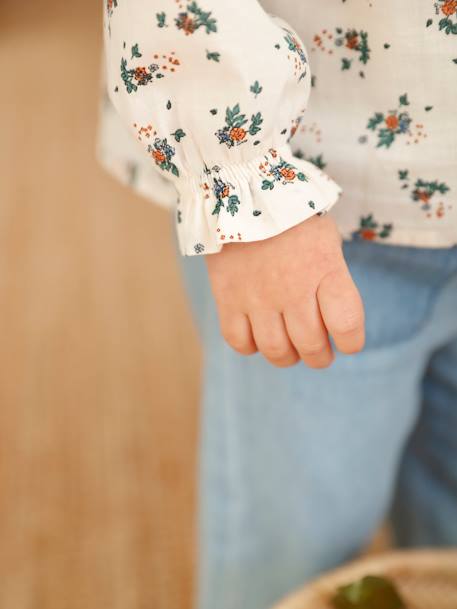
[101,0,341,255]
[100,0,457,253]
[261,0,457,247]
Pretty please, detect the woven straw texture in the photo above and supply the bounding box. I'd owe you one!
[274,550,457,609]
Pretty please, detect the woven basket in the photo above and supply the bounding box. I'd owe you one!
[273,550,457,609]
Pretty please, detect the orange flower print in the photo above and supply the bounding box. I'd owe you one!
[147,138,180,177]
[106,0,118,18]
[176,14,196,35]
[211,174,240,216]
[134,67,149,82]
[367,94,413,148]
[175,3,217,35]
[229,127,247,142]
[353,215,393,241]
[289,113,304,141]
[152,149,166,164]
[346,34,359,49]
[385,114,399,131]
[360,229,377,241]
[283,29,308,82]
[313,27,370,75]
[429,1,457,34]
[417,191,431,204]
[221,185,230,198]
[441,0,457,17]
[260,150,308,190]
[398,170,451,215]
[216,104,263,148]
[280,167,296,181]
[120,45,181,93]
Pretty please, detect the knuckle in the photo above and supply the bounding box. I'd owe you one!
[299,342,328,357]
[335,311,364,336]
[261,341,298,366]
[263,342,290,361]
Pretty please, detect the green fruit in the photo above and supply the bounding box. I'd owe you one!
[331,575,406,609]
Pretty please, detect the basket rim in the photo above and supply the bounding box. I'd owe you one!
[272,548,457,609]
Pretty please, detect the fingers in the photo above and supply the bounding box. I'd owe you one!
[219,272,364,367]
[317,265,365,354]
[219,311,258,355]
[216,262,365,367]
[249,311,300,368]
[283,297,334,369]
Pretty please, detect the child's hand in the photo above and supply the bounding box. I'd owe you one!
[205,215,365,368]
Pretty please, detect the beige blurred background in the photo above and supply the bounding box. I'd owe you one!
[0,2,390,608]
[0,1,201,607]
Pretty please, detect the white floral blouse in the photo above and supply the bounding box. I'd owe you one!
[99,0,457,255]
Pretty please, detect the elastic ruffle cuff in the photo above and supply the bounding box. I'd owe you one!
[175,146,342,256]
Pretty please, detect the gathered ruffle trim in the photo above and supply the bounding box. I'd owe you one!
[175,146,342,256]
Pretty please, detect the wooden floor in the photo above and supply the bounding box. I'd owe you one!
[0,2,201,607]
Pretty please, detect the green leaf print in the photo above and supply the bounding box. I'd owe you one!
[250,81,263,98]
[412,179,450,208]
[359,32,370,64]
[206,50,221,62]
[120,51,175,94]
[428,3,457,36]
[367,113,384,130]
[366,95,414,148]
[227,195,240,216]
[216,105,263,147]
[249,112,263,136]
[210,174,241,216]
[176,2,217,35]
[259,153,309,190]
[353,215,394,241]
[120,58,138,93]
[439,17,457,35]
[131,44,142,58]
[148,138,180,177]
[226,104,247,129]
[171,129,186,142]
[308,154,327,170]
[377,128,396,149]
[156,12,167,28]
[334,28,370,74]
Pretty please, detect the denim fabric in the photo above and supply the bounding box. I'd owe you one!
[178,240,457,609]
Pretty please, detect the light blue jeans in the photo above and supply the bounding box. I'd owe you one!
[179,240,457,609]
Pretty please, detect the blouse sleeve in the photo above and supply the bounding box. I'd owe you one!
[103,0,342,256]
